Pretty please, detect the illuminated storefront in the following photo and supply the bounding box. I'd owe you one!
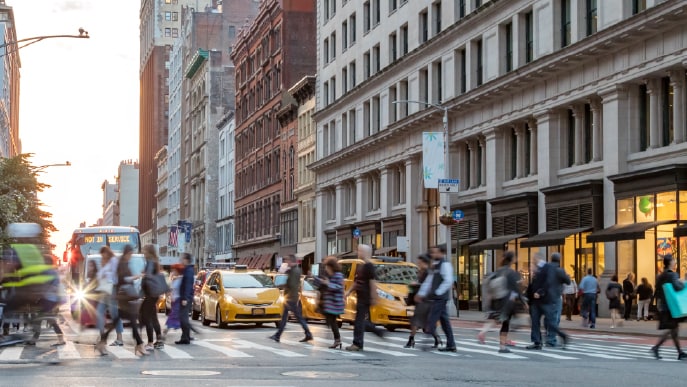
[451,201,486,311]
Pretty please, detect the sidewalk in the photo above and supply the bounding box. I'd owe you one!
[451,310,687,339]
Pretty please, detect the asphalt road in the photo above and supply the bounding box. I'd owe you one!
[0,314,685,387]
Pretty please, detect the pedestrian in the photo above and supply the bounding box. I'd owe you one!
[312,256,344,349]
[270,255,313,343]
[606,275,623,328]
[176,253,195,345]
[578,268,599,329]
[651,254,686,360]
[478,251,526,353]
[139,244,163,350]
[405,253,441,349]
[636,277,653,321]
[96,244,147,356]
[96,246,124,347]
[547,253,570,331]
[622,273,635,321]
[562,276,578,321]
[415,244,457,352]
[162,264,184,339]
[28,264,66,347]
[526,253,570,349]
[345,244,385,351]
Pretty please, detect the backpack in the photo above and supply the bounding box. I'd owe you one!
[605,285,619,300]
[486,270,510,300]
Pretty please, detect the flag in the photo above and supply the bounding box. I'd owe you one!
[178,220,192,243]
[422,132,445,188]
[168,226,178,248]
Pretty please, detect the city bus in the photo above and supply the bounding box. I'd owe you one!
[62,226,144,322]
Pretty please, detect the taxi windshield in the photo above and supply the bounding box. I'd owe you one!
[222,273,275,288]
[303,278,316,291]
[374,264,418,285]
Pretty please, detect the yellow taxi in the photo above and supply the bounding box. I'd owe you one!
[339,257,418,331]
[268,273,324,321]
[199,266,283,328]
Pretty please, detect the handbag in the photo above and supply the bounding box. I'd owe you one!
[142,273,169,298]
[662,282,687,319]
[117,283,141,301]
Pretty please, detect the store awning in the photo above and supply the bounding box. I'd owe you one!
[674,224,687,237]
[455,238,479,246]
[294,251,314,260]
[374,246,397,256]
[336,251,358,258]
[587,220,674,243]
[520,227,592,247]
[468,234,527,252]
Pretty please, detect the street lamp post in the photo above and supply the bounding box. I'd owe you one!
[0,28,89,58]
[33,161,71,172]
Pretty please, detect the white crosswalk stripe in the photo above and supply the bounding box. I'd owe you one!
[105,345,138,359]
[192,340,253,358]
[57,341,81,360]
[458,340,579,360]
[159,344,193,359]
[231,339,308,357]
[0,346,24,361]
[278,339,365,357]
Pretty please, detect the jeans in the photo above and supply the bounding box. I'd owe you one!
[275,300,311,338]
[581,293,597,326]
[96,293,123,335]
[530,302,544,345]
[637,299,651,319]
[426,299,456,349]
[179,301,192,342]
[102,301,142,346]
[554,297,562,327]
[544,302,567,345]
[352,302,382,348]
[140,297,161,343]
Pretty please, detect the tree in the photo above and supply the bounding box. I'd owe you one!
[0,154,57,249]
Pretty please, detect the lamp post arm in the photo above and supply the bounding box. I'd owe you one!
[0,31,89,58]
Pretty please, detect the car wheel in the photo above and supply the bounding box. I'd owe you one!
[200,304,210,326]
[256,322,263,327]
[216,306,228,328]
[191,306,200,320]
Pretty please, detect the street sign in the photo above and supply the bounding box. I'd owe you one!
[438,178,460,193]
[352,228,361,239]
[452,210,464,221]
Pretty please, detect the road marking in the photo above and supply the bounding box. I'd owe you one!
[0,347,24,361]
[453,345,527,359]
[193,340,253,358]
[232,339,307,357]
[565,343,654,359]
[160,345,193,359]
[57,341,81,360]
[279,339,365,357]
[463,340,578,360]
[544,347,633,360]
[106,346,138,359]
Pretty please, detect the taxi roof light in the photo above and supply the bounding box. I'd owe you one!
[234,264,248,272]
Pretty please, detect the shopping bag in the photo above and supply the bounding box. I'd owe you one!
[662,282,687,319]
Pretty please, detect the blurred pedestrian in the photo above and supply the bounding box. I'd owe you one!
[622,273,636,321]
[652,254,686,360]
[562,276,578,321]
[636,277,653,321]
[96,246,124,346]
[270,255,313,343]
[578,268,599,329]
[478,251,526,353]
[416,244,457,352]
[96,245,147,356]
[312,256,345,349]
[606,275,623,328]
[345,244,385,351]
[176,253,195,345]
[405,254,441,349]
[547,253,570,331]
[526,252,570,349]
[140,244,163,350]
[162,264,184,339]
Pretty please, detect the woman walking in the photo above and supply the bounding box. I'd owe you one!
[651,254,686,360]
[162,264,184,340]
[140,244,164,350]
[96,245,147,356]
[478,251,525,353]
[606,275,623,328]
[313,256,345,349]
[636,277,653,321]
[405,254,441,349]
[96,247,124,346]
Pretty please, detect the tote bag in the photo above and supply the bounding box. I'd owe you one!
[662,283,687,319]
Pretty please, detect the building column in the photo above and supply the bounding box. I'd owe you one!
[479,137,486,186]
[380,166,391,218]
[335,183,344,227]
[647,78,661,149]
[571,105,585,165]
[515,123,525,178]
[485,127,504,200]
[355,175,365,222]
[527,119,537,176]
[405,158,425,260]
[315,189,326,259]
[468,140,478,189]
[589,98,603,161]
[670,69,686,144]
[535,110,560,232]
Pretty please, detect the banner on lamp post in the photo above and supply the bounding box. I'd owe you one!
[422,132,445,189]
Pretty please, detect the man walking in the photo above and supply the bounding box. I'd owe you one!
[544,253,570,347]
[270,255,313,343]
[176,253,195,345]
[578,268,599,329]
[345,244,384,351]
[416,244,457,352]
[622,273,635,321]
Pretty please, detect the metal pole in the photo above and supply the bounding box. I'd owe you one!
[442,108,459,317]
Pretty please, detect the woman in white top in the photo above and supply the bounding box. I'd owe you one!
[95,246,124,346]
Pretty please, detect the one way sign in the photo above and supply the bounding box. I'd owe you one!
[438,178,460,193]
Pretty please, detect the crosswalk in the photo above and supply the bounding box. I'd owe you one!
[0,323,678,363]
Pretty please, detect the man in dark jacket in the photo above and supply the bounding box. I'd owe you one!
[622,273,635,321]
[527,253,570,349]
[651,254,686,360]
[176,253,195,345]
[270,255,312,343]
[544,253,571,347]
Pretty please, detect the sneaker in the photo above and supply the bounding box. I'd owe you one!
[109,340,124,347]
[438,346,457,352]
[589,324,595,329]
[299,335,314,343]
[154,341,164,349]
[145,343,154,351]
[678,352,687,361]
[526,344,542,350]
[268,334,280,343]
[345,344,362,351]
[498,348,511,353]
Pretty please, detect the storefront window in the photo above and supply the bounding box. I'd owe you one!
[636,194,655,221]
[656,191,676,221]
[326,234,336,254]
[655,223,676,279]
[679,191,687,220]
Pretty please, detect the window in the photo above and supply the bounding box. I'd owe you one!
[349,61,356,89]
[350,14,357,45]
[349,109,357,144]
[399,79,409,118]
[344,181,356,217]
[392,166,406,205]
[165,11,172,21]
[509,130,517,179]
[330,76,336,102]
[632,0,646,15]
[525,10,533,63]
[324,0,330,20]
[567,109,575,167]
[364,51,371,79]
[586,0,597,36]
[474,0,482,8]
[432,1,442,35]
[372,96,380,134]
[342,20,348,49]
[661,77,674,147]
[165,28,171,37]
[172,12,178,21]
[475,38,483,86]
[342,68,348,94]
[368,172,381,211]
[584,104,592,163]
[372,45,380,74]
[389,86,397,123]
[456,48,466,94]
[389,32,397,62]
[323,38,329,64]
[638,84,649,151]
[228,26,236,38]
[364,1,371,32]
[504,22,513,73]
[400,24,409,55]
[561,0,571,48]
[420,68,429,104]
[373,0,380,26]
[456,0,466,19]
[323,81,329,106]
[363,101,371,137]
[433,60,442,103]
[172,28,178,38]
[420,9,429,43]
[390,0,398,12]
[330,32,336,60]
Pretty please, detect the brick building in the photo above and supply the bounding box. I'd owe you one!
[231,0,316,269]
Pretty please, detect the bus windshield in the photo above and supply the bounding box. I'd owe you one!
[75,232,140,257]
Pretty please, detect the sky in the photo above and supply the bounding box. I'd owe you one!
[11,0,140,253]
